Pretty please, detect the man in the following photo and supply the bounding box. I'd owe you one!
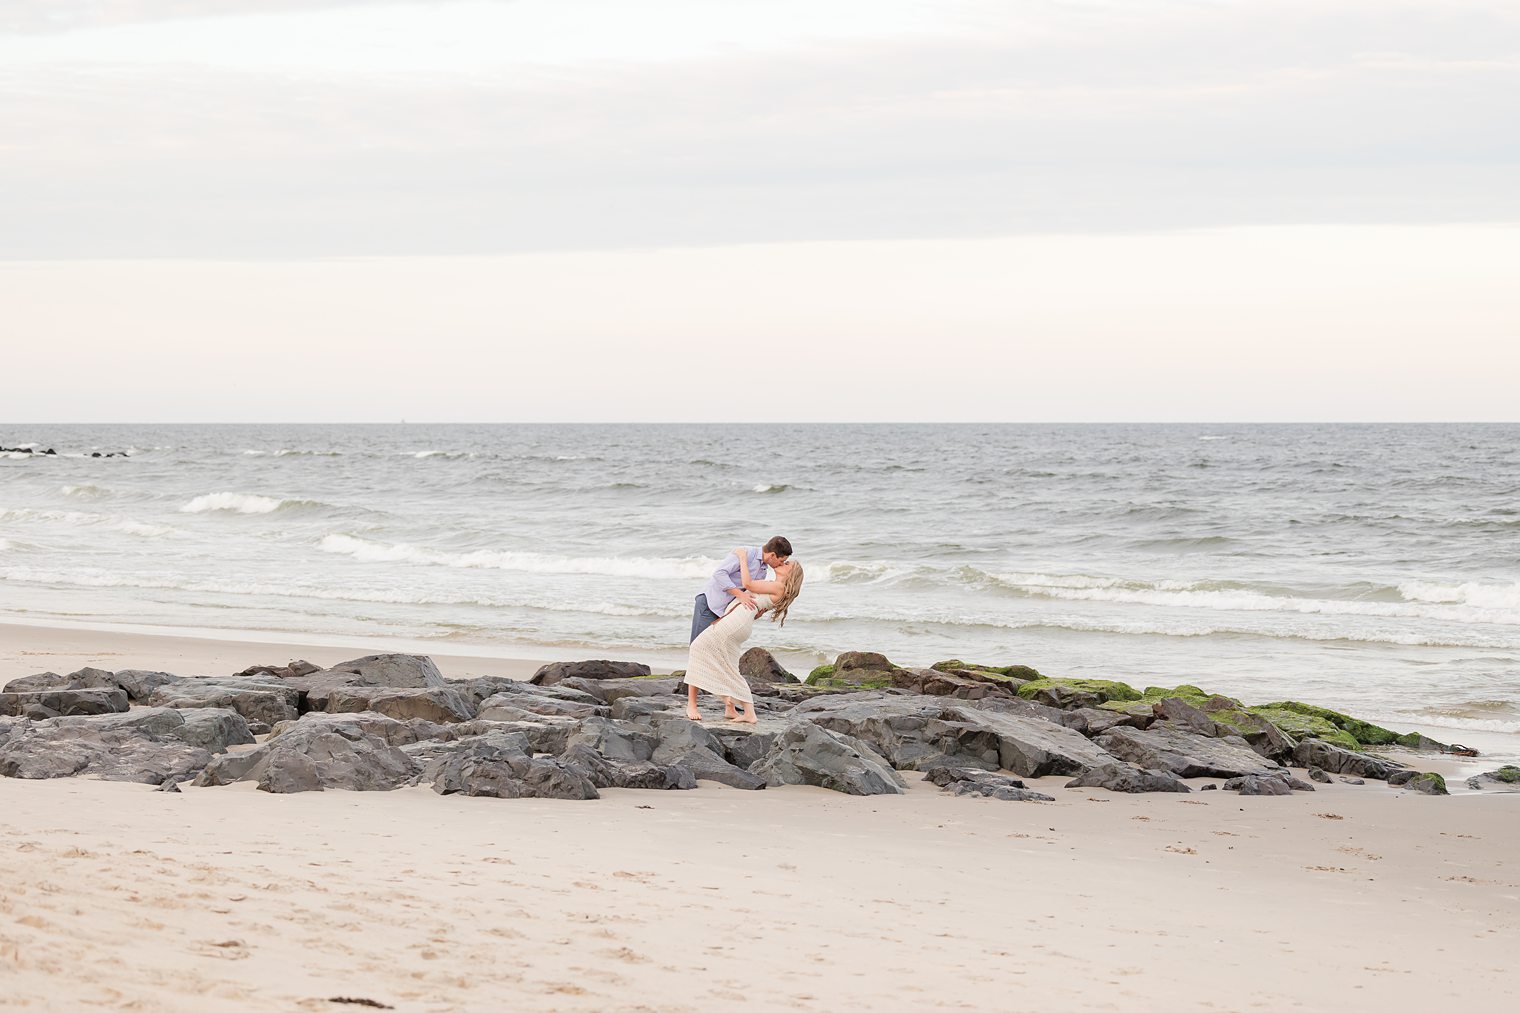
[691,535,792,642]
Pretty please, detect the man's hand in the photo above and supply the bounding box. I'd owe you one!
[734,589,757,609]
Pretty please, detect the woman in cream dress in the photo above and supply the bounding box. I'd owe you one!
[683,549,804,723]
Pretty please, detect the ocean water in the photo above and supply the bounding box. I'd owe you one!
[2,424,1517,756]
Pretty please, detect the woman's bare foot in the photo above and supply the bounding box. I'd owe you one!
[723,698,740,720]
[685,706,703,721]
[735,714,759,724]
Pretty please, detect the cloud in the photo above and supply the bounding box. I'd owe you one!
[1,1,411,34]
[2,0,1517,257]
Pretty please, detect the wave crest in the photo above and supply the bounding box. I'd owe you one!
[319,533,717,579]
[181,492,297,514]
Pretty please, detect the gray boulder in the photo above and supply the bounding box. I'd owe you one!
[739,647,795,689]
[43,706,253,753]
[790,695,1111,777]
[0,688,130,719]
[113,669,182,702]
[478,691,603,721]
[753,722,906,796]
[564,717,659,764]
[150,678,298,726]
[1096,724,1281,779]
[531,660,651,687]
[1153,697,1230,738]
[1291,739,1402,781]
[925,766,1054,801]
[1465,765,1520,792]
[319,685,476,724]
[323,654,446,688]
[1401,772,1449,795]
[0,721,210,784]
[193,716,421,793]
[559,744,698,792]
[2,667,120,694]
[1308,767,1333,783]
[558,676,681,705]
[1065,762,1191,793]
[648,718,766,789]
[172,708,257,751]
[423,734,601,800]
[1223,770,1315,794]
[709,727,780,770]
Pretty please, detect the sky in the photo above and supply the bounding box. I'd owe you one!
[3,0,1517,421]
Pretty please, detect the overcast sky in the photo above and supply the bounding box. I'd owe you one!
[3,0,1517,421]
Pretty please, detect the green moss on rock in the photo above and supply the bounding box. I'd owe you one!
[1490,765,1520,783]
[1254,701,1402,746]
[806,664,836,683]
[1247,705,1359,750]
[1016,678,1142,704]
[931,660,1042,680]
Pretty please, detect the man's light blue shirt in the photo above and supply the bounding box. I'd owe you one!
[702,547,767,617]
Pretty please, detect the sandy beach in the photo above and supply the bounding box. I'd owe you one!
[1,622,1516,1011]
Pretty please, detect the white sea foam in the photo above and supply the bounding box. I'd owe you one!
[243,448,341,457]
[0,565,672,619]
[1399,579,1520,612]
[180,492,286,514]
[412,450,473,459]
[319,534,716,579]
[59,484,111,499]
[751,483,791,493]
[988,571,1520,626]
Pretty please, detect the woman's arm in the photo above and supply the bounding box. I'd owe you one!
[731,547,755,589]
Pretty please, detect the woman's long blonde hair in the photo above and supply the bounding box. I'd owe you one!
[766,561,804,627]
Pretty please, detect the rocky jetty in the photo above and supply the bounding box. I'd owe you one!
[0,651,1469,801]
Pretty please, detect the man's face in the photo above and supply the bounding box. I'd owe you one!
[762,550,787,570]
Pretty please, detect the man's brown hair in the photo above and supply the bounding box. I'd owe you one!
[763,535,792,558]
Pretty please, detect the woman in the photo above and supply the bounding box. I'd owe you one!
[683,549,804,723]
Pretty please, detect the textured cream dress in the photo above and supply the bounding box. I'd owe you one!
[683,594,772,705]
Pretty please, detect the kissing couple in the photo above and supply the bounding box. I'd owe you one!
[682,535,805,724]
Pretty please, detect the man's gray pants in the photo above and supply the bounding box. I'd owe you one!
[691,594,721,643]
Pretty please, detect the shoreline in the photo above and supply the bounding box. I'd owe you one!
[5,617,1517,764]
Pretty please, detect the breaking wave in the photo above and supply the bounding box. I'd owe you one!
[318,533,718,579]
[179,493,324,514]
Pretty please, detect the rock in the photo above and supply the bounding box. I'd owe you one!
[1386,769,1417,786]
[150,678,299,726]
[1196,699,1299,761]
[1308,767,1333,783]
[564,718,659,764]
[1153,697,1229,738]
[558,744,696,792]
[1096,725,1281,779]
[0,721,211,784]
[232,660,321,679]
[609,696,681,722]
[1200,783,1218,790]
[1222,770,1315,794]
[648,718,766,789]
[888,667,1018,700]
[925,766,1054,801]
[478,692,604,721]
[739,648,794,687]
[2,667,120,694]
[112,669,182,702]
[805,651,899,689]
[753,722,906,795]
[193,715,421,793]
[0,688,130,719]
[1064,762,1191,793]
[1401,772,1448,795]
[530,660,652,687]
[172,709,257,752]
[324,654,446,688]
[558,676,682,705]
[1466,765,1520,791]
[1340,777,1366,785]
[1228,775,1292,796]
[1018,678,1142,709]
[423,734,601,800]
[709,727,780,770]
[790,695,1112,777]
[319,685,476,724]
[1291,739,1401,781]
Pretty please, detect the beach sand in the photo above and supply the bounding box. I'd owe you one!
[2,623,1517,1011]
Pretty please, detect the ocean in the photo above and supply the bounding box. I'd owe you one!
[3,423,1517,757]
